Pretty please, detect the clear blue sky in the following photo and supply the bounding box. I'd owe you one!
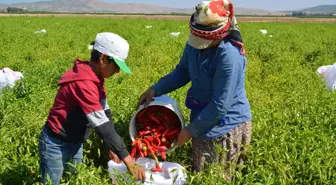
[0,0,335,11]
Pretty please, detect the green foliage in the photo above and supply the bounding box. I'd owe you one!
[0,17,335,184]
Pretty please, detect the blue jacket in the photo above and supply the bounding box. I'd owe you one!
[152,40,252,140]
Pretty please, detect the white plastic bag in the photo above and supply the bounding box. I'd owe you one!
[317,63,336,91]
[34,29,47,34]
[88,45,94,50]
[108,158,187,185]
[259,29,268,35]
[169,32,181,38]
[0,68,24,91]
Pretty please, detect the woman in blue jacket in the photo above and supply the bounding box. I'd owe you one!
[138,0,252,181]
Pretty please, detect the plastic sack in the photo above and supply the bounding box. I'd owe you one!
[259,29,267,35]
[34,29,47,34]
[0,68,24,91]
[169,32,181,38]
[108,158,187,185]
[317,63,336,91]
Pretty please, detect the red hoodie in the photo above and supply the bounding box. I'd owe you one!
[45,59,109,143]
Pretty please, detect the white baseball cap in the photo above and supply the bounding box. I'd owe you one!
[93,32,131,74]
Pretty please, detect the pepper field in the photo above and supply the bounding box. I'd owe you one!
[0,17,336,185]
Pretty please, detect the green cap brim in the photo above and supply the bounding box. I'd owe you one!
[109,56,132,74]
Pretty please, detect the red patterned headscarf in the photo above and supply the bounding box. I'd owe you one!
[188,0,246,55]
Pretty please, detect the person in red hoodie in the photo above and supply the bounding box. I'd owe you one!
[38,32,145,184]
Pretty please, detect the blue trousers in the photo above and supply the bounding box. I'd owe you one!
[38,126,83,185]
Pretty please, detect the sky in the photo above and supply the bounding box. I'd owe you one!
[0,0,335,11]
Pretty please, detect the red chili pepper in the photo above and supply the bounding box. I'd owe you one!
[145,143,156,157]
[136,117,147,124]
[153,145,165,156]
[166,130,179,136]
[153,145,167,152]
[166,134,176,142]
[142,138,151,148]
[150,154,164,172]
[149,115,161,125]
[161,150,166,160]
[135,140,142,151]
[147,146,154,154]
[138,130,152,136]
[162,129,169,137]
[148,128,158,133]
[143,122,153,127]
[137,109,147,118]
[144,130,153,135]
[158,126,166,132]
[130,147,137,158]
[163,115,170,121]
[151,167,164,172]
[145,136,154,142]
[154,137,161,146]
[151,132,158,137]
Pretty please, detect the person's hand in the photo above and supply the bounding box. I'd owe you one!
[123,155,146,183]
[177,128,192,147]
[137,88,155,108]
[108,150,121,164]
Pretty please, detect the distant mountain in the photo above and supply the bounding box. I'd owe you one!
[0,4,6,10]
[0,0,193,14]
[300,5,336,13]
[0,0,285,15]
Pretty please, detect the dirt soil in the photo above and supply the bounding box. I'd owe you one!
[0,13,335,23]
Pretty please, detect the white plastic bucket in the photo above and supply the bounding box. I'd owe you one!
[129,95,185,153]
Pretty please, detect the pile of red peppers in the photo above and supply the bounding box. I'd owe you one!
[131,105,181,172]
